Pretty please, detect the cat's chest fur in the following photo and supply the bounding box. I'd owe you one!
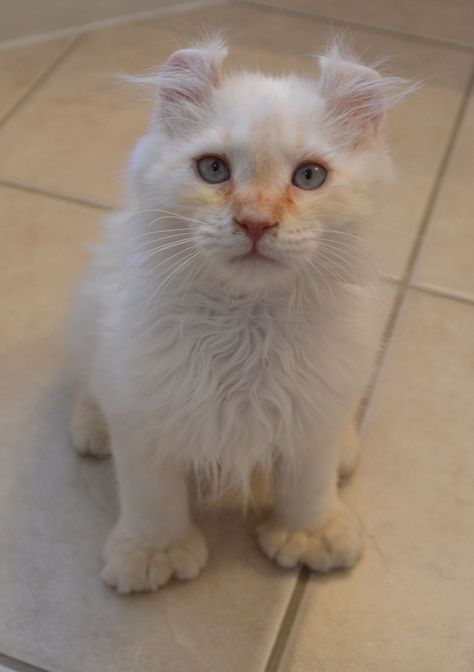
[90,273,370,490]
[114,284,358,477]
[140,291,308,407]
[112,293,292,451]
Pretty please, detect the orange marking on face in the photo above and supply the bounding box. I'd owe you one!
[188,111,306,227]
[183,183,230,208]
[230,182,297,225]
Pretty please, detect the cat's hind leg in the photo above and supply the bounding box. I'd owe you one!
[70,389,110,458]
[338,423,361,480]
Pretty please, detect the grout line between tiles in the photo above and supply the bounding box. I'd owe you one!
[409,282,474,307]
[0,179,112,212]
[0,652,53,672]
[235,0,474,53]
[357,282,407,430]
[400,63,474,286]
[262,51,474,672]
[0,0,231,50]
[360,65,474,421]
[356,285,404,427]
[0,33,84,129]
[1,8,471,670]
[262,275,407,672]
[263,569,311,672]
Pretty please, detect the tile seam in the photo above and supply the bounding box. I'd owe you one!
[1,13,472,672]
[400,63,474,286]
[0,179,112,212]
[235,0,474,53]
[0,652,55,672]
[409,282,474,306]
[0,34,84,130]
[262,54,474,672]
[261,275,408,672]
[0,0,231,50]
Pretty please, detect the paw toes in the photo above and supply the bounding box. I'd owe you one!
[147,553,173,589]
[275,532,308,568]
[257,524,307,568]
[258,507,363,573]
[301,539,333,572]
[102,545,151,594]
[168,528,208,580]
[102,527,208,593]
[305,510,363,571]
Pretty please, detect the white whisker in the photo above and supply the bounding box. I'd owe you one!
[136,248,200,324]
[123,228,194,245]
[139,239,195,261]
[307,258,336,300]
[318,244,375,276]
[129,208,208,227]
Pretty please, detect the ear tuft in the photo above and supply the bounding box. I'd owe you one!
[159,37,228,106]
[152,37,227,134]
[123,37,227,134]
[318,43,412,146]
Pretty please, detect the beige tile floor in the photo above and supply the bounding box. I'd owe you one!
[0,2,473,671]
[251,0,474,48]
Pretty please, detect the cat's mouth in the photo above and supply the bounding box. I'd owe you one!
[230,250,283,267]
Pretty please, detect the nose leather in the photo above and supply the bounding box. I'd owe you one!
[235,218,278,243]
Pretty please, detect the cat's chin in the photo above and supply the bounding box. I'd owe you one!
[212,251,291,294]
[229,250,284,268]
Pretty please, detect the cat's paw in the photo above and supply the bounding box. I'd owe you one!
[70,392,110,458]
[257,505,363,572]
[101,526,209,594]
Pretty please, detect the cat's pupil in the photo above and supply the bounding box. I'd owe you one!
[212,161,219,172]
[304,168,313,180]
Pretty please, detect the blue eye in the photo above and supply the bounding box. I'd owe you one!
[196,156,231,184]
[292,163,327,190]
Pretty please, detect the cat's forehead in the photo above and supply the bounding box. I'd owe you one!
[216,73,324,137]
[193,72,331,167]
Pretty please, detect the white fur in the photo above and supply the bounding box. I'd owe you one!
[68,40,406,592]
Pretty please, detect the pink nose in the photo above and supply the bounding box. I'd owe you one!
[235,218,278,243]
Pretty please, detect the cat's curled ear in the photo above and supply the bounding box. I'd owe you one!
[317,44,410,148]
[153,38,228,134]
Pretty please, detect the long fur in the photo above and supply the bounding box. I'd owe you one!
[68,39,409,592]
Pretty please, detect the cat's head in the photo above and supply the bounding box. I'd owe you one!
[128,39,407,295]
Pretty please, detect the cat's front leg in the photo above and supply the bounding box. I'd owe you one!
[101,425,208,594]
[258,425,363,572]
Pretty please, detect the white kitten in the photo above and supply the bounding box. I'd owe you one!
[69,39,407,593]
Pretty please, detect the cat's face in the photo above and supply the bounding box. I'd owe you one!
[130,42,401,294]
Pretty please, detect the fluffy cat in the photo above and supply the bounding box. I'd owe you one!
[69,38,407,593]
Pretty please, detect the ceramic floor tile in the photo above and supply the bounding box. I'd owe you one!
[413,91,474,301]
[0,4,470,280]
[0,37,72,122]
[277,289,474,672]
[0,0,187,43]
[248,0,474,48]
[0,185,298,671]
[0,194,396,672]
